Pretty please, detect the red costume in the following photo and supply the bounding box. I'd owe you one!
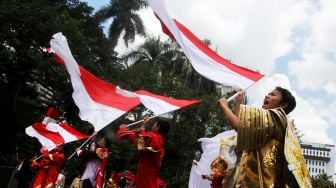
[45,147,65,188]
[30,107,63,188]
[30,149,51,188]
[95,147,109,188]
[108,170,136,188]
[210,172,224,188]
[156,177,167,188]
[117,127,165,188]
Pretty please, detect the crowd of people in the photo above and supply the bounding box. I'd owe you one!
[13,114,170,188]
[12,86,312,187]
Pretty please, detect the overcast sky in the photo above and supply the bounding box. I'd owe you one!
[84,0,336,146]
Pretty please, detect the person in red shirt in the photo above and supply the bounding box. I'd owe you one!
[45,145,65,188]
[95,137,110,188]
[30,147,51,188]
[116,116,170,188]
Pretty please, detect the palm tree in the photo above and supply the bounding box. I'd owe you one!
[94,0,148,51]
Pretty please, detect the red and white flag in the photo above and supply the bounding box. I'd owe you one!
[25,122,89,150]
[115,86,201,115]
[147,0,264,89]
[50,33,141,131]
[50,33,201,129]
[46,122,89,143]
[26,122,64,151]
[135,90,201,115]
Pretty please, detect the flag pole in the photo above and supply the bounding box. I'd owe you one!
[226,90,243,102]
[67,133,96,160]
[217,89,245,107]
[68,115,161,160]
[126,114,161,128]
[68,111,178,160]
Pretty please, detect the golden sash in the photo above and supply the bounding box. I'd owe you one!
[235,106,312,187]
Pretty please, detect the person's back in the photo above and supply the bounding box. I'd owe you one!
[135,118,170,188]
[136,131,165,188]
[45,145,65,187]
[116,117,170,188]
[77,139,100,188]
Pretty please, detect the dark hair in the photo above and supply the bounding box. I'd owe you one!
[156,119,170,136]
[86,127,95,135]
[275,86,296,114]
[101,137,111,148]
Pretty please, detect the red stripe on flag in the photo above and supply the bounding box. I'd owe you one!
[32,122,64,145]
[136,90,201,108]
[173,19,264,82]
[79,66,140,111]
[58,122,89,140]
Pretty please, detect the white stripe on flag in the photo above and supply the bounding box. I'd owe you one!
[46,122,81,143]
[135,90,201,115]
[25,123,62,150]
[136,94,180,115]
[117,86,201,115]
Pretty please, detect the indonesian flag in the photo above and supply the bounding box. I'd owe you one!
[147,0,264,89]
[49,33,201,130]
[115,87,201,115]
[25,122,89,151]
[49,33,141,131]
[135,90,201,115]
[46,122,89,144]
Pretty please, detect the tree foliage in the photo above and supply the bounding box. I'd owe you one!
[312,173,334,188]
[94,0,148,51]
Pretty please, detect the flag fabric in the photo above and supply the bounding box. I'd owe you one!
[50,33,141,131]
[188,130,237,188]
[26,122,64,151]
[147,0,264,89]
[26,122,89,151]
[115,86,201,115]
[49,33,201,130]
[135,90,201,115]
[46,122,89,143]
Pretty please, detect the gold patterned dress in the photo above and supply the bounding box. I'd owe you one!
[234,105,311,188]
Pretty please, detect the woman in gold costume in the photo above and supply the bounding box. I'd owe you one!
[217,87,312,188]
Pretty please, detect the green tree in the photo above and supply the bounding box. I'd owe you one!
[94,0,147,51]
[0,0,115,166]
[312,173,334,188]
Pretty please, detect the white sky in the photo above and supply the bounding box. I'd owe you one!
[85,0,336,146]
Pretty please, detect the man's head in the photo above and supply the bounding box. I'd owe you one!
[98,137,111,148]
[55,145,64,153]
[262,86,296,114]
[152,119,170,137]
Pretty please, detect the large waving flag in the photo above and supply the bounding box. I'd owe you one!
[50,33,141,131]
[50,33,201,130]
[25,122,89,151]
[147,0,264,89]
